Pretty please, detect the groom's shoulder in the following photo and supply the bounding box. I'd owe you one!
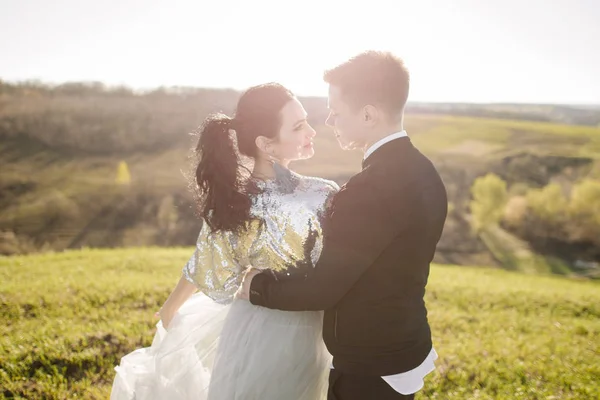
[333,168,380,201]
[348,161,393,189]
[338,157,417,203]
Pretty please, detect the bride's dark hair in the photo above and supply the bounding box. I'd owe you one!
[193,83,295,233]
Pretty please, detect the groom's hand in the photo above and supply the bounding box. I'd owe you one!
[236,266,262,300]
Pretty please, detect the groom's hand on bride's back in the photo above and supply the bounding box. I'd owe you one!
[236,266,262,300]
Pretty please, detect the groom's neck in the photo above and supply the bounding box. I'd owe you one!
[362,121,405,154]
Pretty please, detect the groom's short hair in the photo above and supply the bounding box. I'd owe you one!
[324,51,410,115]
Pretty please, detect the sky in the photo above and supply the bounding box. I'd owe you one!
[1,0,599,104]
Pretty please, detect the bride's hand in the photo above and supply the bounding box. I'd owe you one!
[154,276,197,331]
[236,266,262,300]
[157,307,175,329]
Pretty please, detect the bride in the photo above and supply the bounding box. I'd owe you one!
[110,82,339,399]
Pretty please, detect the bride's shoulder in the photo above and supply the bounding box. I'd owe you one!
[299,174,340,193]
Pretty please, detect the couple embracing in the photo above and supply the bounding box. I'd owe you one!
[111,50,447,400]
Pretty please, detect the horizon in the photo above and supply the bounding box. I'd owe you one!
[1,0,599,105]
[3,78,599,108]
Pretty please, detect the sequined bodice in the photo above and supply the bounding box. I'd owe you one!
[182,172,339,304]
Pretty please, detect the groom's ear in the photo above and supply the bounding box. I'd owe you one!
[362,105,379,126]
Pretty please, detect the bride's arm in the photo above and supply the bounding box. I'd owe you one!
[158,276,197,328]
[158,219,246,328]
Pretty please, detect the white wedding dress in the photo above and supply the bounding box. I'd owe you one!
[110,172,339,400]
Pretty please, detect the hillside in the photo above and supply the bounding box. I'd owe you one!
[408,102,600,127]
[1,82,600,276]
[1,248,598,399]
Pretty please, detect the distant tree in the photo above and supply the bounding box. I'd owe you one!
[470,173,508,232]
[568,179,600,242]
[525,183,568,224]
[116,161,131,185]
[503,195,528,229]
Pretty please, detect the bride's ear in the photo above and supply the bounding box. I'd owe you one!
[255,136,273,157]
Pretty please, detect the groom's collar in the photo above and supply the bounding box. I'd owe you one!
[362,130,408,167]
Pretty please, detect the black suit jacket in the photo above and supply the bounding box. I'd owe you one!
[250,137,448,376]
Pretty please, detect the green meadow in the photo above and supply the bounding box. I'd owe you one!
[1,249,598,399]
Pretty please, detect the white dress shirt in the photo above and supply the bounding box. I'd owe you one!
[363,130,408,160]
[381,348,438,395]
[335,130,438,395]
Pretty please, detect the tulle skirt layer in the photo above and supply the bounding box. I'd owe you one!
[110,292,331,400]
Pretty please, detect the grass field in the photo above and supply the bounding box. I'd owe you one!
[1,248,599,399]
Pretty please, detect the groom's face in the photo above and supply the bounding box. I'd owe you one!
[326,85,367,151]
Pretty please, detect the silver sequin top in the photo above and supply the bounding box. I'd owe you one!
[182,171,339,304]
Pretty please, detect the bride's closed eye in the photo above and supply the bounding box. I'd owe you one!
[293,120,311,132]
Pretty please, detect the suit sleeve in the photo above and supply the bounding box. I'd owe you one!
[249,178,413,311]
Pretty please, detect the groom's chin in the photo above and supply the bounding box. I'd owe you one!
[335,137,349,150]
[336,140,354,151]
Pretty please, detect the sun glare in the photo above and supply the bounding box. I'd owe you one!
[1,0,598,103]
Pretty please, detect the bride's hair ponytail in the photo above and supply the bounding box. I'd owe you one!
[194,113,253,232]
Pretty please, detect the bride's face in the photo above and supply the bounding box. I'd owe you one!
[266,98,316,162]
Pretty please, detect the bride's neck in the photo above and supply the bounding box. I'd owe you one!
[252,157,290,180]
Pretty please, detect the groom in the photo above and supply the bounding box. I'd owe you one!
[239,51,448,399]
